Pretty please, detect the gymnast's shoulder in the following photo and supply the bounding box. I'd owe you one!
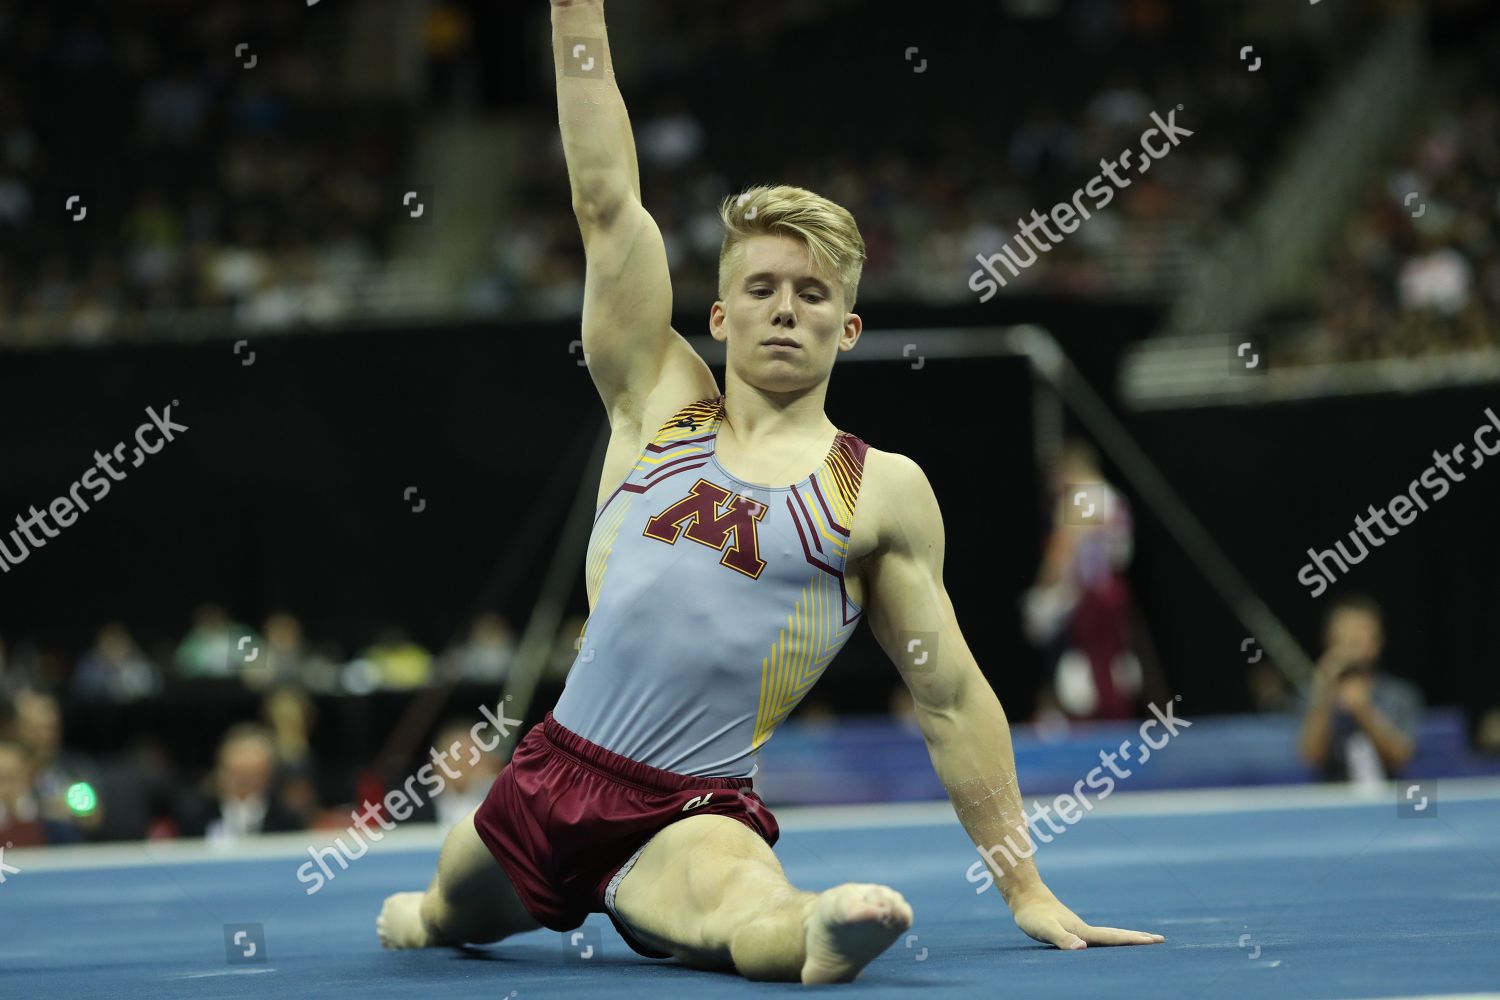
[850,446,944,553]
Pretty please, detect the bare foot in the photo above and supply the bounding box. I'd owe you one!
[800,882,913,984]
[378,891,435,949]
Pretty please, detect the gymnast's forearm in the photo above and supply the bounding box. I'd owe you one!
[923,682,1047,906]
[550,0,642,214]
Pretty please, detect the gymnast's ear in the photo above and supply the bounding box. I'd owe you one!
[709,301,729,342]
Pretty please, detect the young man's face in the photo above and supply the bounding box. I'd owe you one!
[217,740,274,802]
[710,233,860,391]
[1324,608,1382,668]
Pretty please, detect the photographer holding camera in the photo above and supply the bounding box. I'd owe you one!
[1298,594,1422,784]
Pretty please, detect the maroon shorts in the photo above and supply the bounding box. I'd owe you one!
[471,711,780,958]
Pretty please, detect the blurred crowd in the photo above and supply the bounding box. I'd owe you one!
[5,0,1495,363]
[0,606,597,847]
[0,0,882,347]
[1,0,1349,346]
[0,604,564,698]
[1283,36,1500,369]
[474,4,1329,317]
[0,0,412,348]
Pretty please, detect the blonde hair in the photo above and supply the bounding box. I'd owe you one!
[717,185,866,311]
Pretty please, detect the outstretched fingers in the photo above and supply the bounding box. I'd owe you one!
[1073,923,1166,947]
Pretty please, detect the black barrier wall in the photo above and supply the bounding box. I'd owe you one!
[5,313,1496,731]
[1126,385,1500,729]
[0,318,1042,717]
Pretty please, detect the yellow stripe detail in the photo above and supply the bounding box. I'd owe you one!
[798,484,850,555]
[822,445,861,518]
[635,443,708,472]
[752,572,850,749]
[652,397,721,440]
[633,397,722,472]
[585,494,632,612]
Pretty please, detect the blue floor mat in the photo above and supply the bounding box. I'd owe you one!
[3,789,1498,999]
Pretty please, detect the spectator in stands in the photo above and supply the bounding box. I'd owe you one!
[14,691,97,838]
[419,718,503,830]
[242,611,327,691]
[1298,594,1421,783]
[262,687,322,829]
[0,632,42,701]
[362,628,433,689]
[176,723,306,841]
[175,603,251,679]
[1021,439,1142,720]
[71,622,163,702]
[0,740,82,847]
[91,737,179,843]
[441,613,516,683]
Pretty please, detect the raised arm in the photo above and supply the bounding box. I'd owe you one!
[861,451,1163,950]
[551,0,640,213]
[550,0,713,429]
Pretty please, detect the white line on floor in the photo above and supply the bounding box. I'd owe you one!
[9,777,1498,873]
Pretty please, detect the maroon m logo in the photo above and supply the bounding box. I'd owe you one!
[642,478,767,578]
